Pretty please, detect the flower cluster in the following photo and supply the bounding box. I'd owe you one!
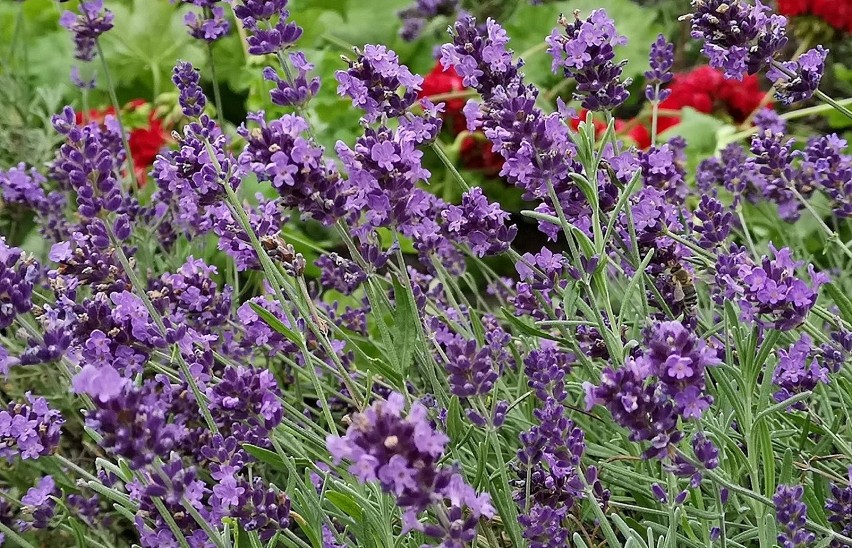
[715,244,828,330]
[441,187,516,257]
[207,365,284,448]
[547,9,630,111]
[774,484,815,547]
[182,1,231,42]
[336,45,423,122]
[0,394,64,461]
[59,0,114,61]
[645,34,674,102]
[233,0,302,56]
[239,112,346,225]
[772,334,830,408]
[327,393,494,543]
[826,467,852,543]
[0,237,38,331]
[685,0,788,79]
[768,46,828,104]
[585,321,719,459]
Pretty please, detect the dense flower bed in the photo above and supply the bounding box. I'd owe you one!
[0,0,851,547]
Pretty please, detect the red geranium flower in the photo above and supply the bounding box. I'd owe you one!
[778,0,852,33]
[75,99,170,185]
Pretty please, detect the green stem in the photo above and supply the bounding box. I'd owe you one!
[431,141,470,192]
[0,522,36,548]
[204,19,226,129]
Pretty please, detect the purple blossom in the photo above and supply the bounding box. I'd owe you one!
[685,0,788,79]
[693,193,733,248]
[239,112,346,225]
[172,61,207,118]
[85,381,185,469]
[153,113,240,230]
[441,187,517,257]
[336,45,422,121]
[547,10,631,111]
[316,253,366,295]
[59,0,114,61]
[184,4,230,42]
[233,0,302,56]
[518,398,586,510]
[327,393,493,537]
[19,476,57,530]
[768,46,828,105]
[754,108,787,133]
[826,467,852,543]
[444,337,499,398]
[335,124,431,233]
[715,244,828,330]
[263,52,320,107]
[800,134,852,218]
[207,365,284,449]
[585,360,682,459]
[639,321,720,419]
[524,342,574,403]
[772,334,829,408]
[0,237,38,330]
[440,17,519,98]
[774,484,814,548]
[0,393,64,461]
[645,34,674,101]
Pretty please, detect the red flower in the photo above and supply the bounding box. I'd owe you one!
[419,62,468,135]
[460,135,504,176]
[779,0,852,33]
[655,65,768,134]
[75,100,170,185]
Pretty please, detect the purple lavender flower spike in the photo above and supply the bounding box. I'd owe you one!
[768,46,827,105]
[327,393,493,540]
[238,112,346,225]
[684,0,788,79]
[774,484,815,548]
[207,365,284,449]
[772,334,829,408]
[754,108,786,134]
[524,342,574,403]
[444,337,499,397]
[184,5,231,43]
[59,0,114,61]
[19,476,57,530]
[336,44,423,121]
[826,467,852,541]
[694,193,733,248]
[714,244,828,330]
[645,34,674,102]
[233,0,302,56]
[800,134,852,219]
[547,10,631,111]
[264,52,320,107]
[0,393,64,461]
[0,237,39,330]
[172,61,208,118]
[441,187,517,257]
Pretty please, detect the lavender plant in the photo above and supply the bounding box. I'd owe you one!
[0,0,852,547]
